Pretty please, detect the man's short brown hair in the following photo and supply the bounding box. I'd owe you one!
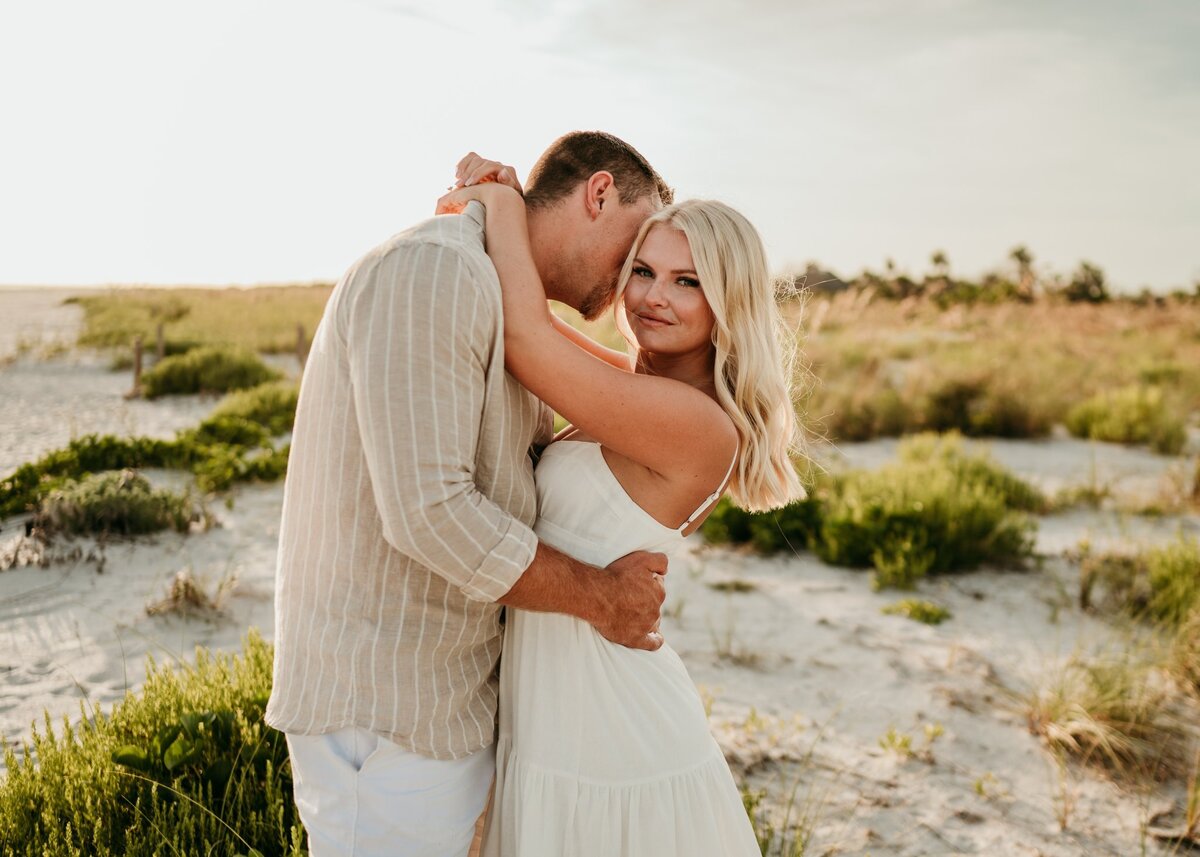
[524,131,674,211]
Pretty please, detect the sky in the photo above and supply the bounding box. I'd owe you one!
[1,0,1197,291]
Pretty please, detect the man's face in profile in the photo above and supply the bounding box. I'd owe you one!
[576,195,661,320]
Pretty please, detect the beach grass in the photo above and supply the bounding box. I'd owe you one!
[1024,651,1192,778]
[0,632,305,857]
[1079,537,1200,629]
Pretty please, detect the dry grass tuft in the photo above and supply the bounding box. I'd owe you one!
[1171,611,1200,699]
[1024,652,1192,778]
[145,567,236,618]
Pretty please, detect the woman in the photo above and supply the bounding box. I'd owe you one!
[439,158,805,857]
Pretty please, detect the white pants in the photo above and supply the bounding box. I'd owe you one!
[286,727,494,857]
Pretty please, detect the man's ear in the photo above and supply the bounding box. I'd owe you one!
[584,171,615,220]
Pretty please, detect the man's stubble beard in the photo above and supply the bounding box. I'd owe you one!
[576,273,620,321]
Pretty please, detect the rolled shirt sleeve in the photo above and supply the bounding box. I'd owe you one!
[345,238,537,602]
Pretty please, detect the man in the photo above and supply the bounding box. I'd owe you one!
[266,131,674,856]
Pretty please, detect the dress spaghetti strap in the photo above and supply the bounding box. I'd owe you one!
[678,445,738,532]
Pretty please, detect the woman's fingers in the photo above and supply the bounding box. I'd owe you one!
[453,155,523,193]
[454,153,489,187]
[455,151,482,179]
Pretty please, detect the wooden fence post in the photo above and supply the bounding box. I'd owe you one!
[127,336,144,398]
[156,323,165,361]
[296,323,308,369]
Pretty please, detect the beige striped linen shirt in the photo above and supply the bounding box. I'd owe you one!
[266,202,552,760]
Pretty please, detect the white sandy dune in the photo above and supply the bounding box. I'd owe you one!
[2,289,1200,855]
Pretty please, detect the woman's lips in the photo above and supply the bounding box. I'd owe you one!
[635,313,671,327]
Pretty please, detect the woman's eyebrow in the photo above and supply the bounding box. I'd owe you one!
[633,258,697,276]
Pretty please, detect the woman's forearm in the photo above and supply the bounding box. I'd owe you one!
[478,189,556,343]
[550,315,633,371]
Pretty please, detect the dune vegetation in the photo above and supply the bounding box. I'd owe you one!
[701,433,1042,589]
[0,633,303,857]
[0,381,297,520]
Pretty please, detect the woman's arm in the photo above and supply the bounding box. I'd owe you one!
[445,183,735,481]
[441,154,632,371]
[550,314,633,371]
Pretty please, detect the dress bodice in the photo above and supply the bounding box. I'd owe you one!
[532,440,683,569]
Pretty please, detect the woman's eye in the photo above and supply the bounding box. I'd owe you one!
[678,277,700,288]
[633,266,654,278]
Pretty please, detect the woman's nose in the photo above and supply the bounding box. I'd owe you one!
[645,279,669,306]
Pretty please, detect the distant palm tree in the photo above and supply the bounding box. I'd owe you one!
[930,250,950,278]
[1009,245,1036,298]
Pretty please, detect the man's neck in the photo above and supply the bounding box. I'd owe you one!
[526,204,570,306]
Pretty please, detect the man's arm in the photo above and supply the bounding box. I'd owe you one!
[345,240,665,649]
[500,543,667,651]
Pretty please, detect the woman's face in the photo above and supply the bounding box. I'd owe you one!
[622,224,716,357]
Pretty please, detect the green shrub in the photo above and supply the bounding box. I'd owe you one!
[701,496,823,555]
[920,376,1052,439]
[809,368,1054,445]
[206,381,300,436]
[1061,261,1111,303]
[36,470,198,537]
[109,338,204,371]
[815,454,1035,589]
[701,497,757,544]
[702,434,1039,589]
[1138,360,1184,386]
[185,415,272,449]
[0,436,185,519]
[881,598,952,625]
[895,432,1046,512]
[816,380,909,442]
[0,632,305,856]
[1065,385,1187,455]
[141,346,281,399]
[1,430,289,519]
[1080,537,1200,628]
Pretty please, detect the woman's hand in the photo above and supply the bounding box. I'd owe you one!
[453,152,523,193]
[435,180,522,216]
[437,152,522,214]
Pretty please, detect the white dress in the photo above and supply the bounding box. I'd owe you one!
[482,439,760,857]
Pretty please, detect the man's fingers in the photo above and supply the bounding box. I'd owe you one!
[621,632,662,652]
[644,551,669,575]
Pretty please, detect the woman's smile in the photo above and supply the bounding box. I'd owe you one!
[633,311,672,328]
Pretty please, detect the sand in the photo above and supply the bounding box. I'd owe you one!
[2,289,1198,854]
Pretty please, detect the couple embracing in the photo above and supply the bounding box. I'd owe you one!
[265,131,804,856]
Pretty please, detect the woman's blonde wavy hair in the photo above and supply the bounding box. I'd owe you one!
[614,199,806,512]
